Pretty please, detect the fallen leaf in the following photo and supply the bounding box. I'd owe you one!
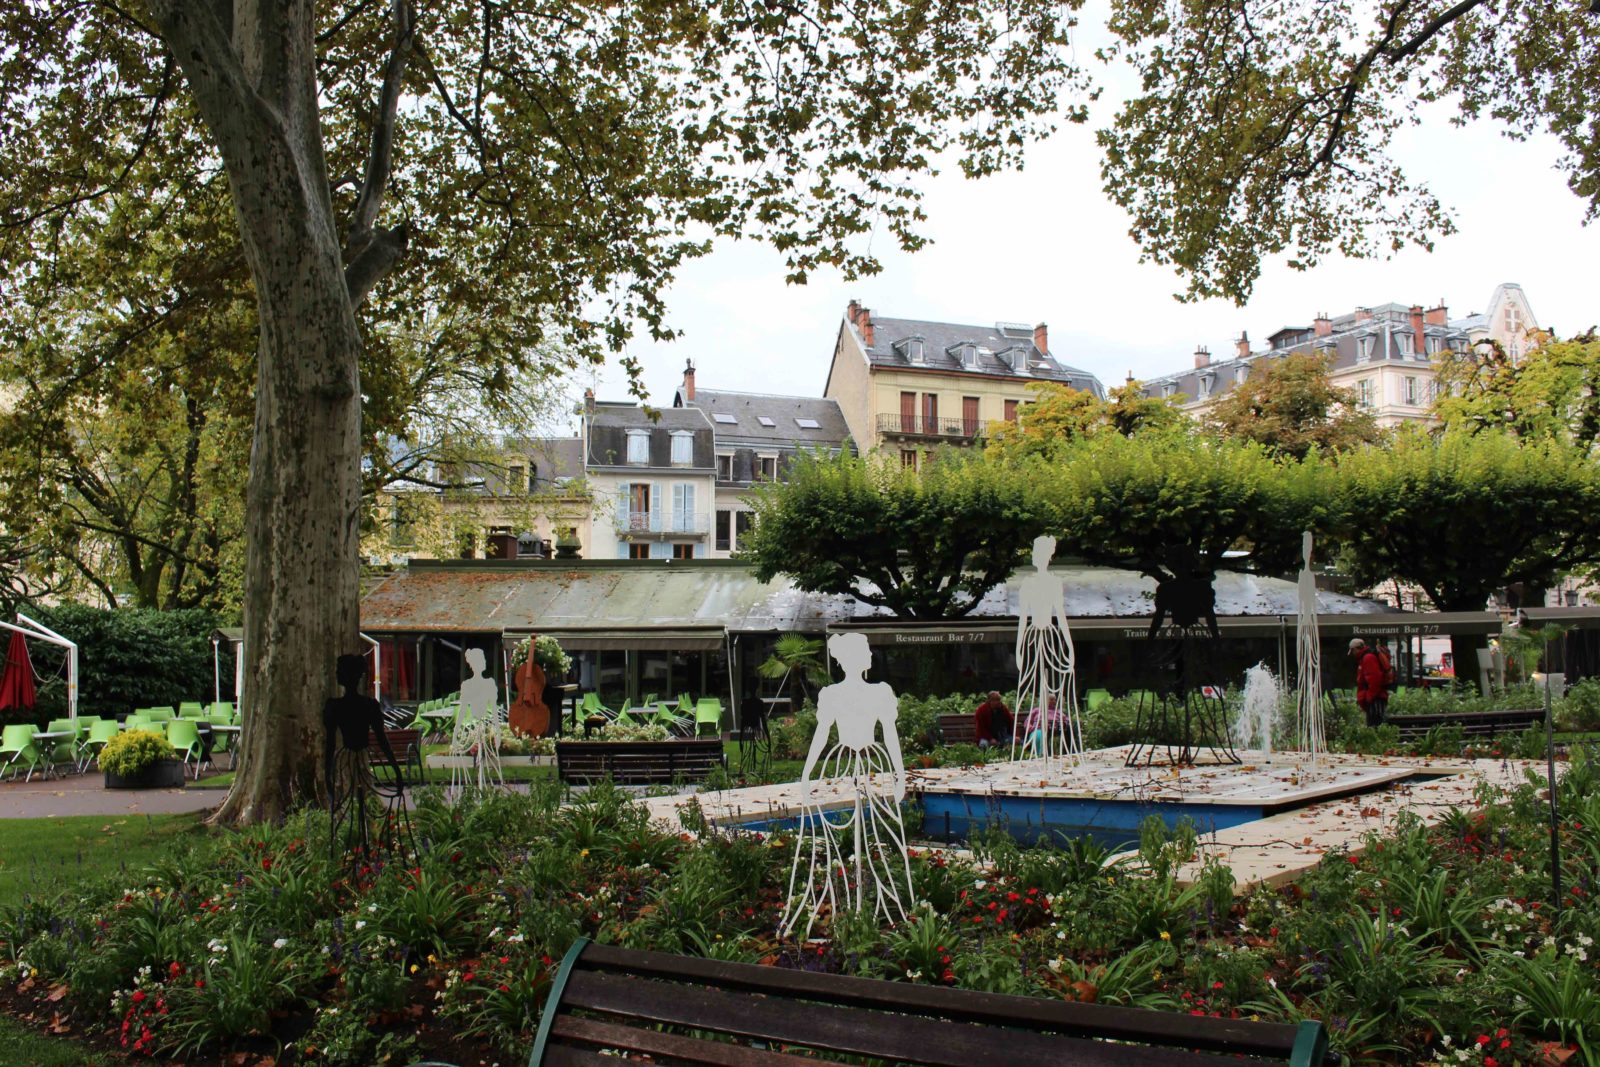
[46,983,68,1002]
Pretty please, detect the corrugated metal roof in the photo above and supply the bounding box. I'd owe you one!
[358,560,1390,635]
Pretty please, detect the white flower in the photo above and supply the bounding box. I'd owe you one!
[273,938,289,950]
[355,920,367,930]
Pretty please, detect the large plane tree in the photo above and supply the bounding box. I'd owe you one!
[0,0,1080,822]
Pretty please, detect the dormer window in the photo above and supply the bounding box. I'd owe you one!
[625,429,649,465]
[670,431,693,466]
[1235,366,1248,385]
[1198,373,1215,398]
[1357,336,1375,362]
[947,342,978,368]
[1161,382,1177,398]
[894,337,925,363]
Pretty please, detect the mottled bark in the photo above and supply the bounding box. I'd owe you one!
[150,0,390,822]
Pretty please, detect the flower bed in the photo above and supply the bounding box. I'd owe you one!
[1,756,1598,1065]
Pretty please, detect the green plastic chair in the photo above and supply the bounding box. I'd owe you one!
[178,702,206,719]
[166,719,205,778]
[123,714,151,732]
[82,719,120,770]
[1084,688,1112,711]
[206,710,235,752]
[579,692,613,720]
[44,718,79,767]
[0,724,42,782]
[694,698,723,737]
[144,706,175,724]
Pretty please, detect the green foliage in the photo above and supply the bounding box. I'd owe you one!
[97,731,178,778]
[1435,334,1600,453]
[1557,679,1600,733]
[1208,352,1381,460]
[8,604,232,725]
[509,635,572,677]
[1335,429,1600,612]
[1046,432,1334,584]
[746,450,1052,618]
[985,379,1190,460]
[1096,0,1596,304]
[755,634,831,704]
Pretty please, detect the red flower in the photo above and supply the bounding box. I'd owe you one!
[131,990,146,1004]
[1485,1057,1499,1067]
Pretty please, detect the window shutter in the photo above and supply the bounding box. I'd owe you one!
[616,484,630,527]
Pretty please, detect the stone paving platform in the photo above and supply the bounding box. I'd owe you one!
[648,747,1559,888]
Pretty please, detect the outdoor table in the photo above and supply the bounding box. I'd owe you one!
[419,708,454,741]
[30,729,75,780]
[212,724,242,770]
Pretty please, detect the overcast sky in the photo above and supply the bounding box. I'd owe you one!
[568,17,1598,423]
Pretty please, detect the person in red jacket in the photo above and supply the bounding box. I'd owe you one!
[973,691,1013,749]
[1350,638,1389,726]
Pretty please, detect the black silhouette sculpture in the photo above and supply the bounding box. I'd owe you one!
[1128,570,1239,768]
[324,653,410,861]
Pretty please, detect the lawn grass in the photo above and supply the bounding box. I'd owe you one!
[0,1014,111,1067]
[0,812,209,909]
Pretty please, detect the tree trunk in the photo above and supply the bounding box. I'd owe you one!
[151,1,365,824]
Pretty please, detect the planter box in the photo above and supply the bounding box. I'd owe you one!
[105,758,186,790]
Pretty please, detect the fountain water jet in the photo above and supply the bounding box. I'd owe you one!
[1235,663,1283,754]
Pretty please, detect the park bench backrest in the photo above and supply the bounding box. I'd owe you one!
[528,938,1333,1067]
[937,712,977,745]
[368,727,425,782]
[554,739,724,784]
[1391,708,1542,740]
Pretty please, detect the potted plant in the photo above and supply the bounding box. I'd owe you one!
[508,635,574,736]
[101,729,185,789]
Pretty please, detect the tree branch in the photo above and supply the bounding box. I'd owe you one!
[349,0,414,238]
[344,220,409,304]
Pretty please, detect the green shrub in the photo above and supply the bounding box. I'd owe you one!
[1556,678,1600,732]
[6,604,234,725]
[98,729,178,777]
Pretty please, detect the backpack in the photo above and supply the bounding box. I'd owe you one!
[1376,646,1397,688]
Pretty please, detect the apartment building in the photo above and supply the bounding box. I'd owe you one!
[582,397,717,560]
[1141,293,1526,428]
[672,361,853,557]
[824,302,1104,464]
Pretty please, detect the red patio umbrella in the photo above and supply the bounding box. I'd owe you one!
[0,628,37,713]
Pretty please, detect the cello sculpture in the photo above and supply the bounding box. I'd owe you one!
[509,652,550,737]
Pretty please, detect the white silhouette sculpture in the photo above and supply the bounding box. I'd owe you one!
[1295,531,1325,763]
[780,632,914,939]
[451,648,505,794]
[1012,535,1084,764]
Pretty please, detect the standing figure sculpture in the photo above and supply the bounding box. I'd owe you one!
[1295,531,1325,763]
[324,653,406,860]
[1012,535,1083,764]
[780,632,914,939]
[451,648,505,794]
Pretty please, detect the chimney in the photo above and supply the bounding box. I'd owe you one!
[1410,304,1425,354]
[1126,369,1136,385]
[1194,346,1211,369]
[1425,301,1448,326]
[1354,307,1373,322]
[583,387,595,417]
[859,308,874,348]
[681,358,696,401]
[1314,313,1331,337]
[847,299,860,326]
[1235,332,1250,359]
[1033,322,1049,356]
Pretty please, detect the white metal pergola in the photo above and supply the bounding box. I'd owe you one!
[0,613,79,723]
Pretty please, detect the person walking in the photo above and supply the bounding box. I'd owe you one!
[1350,638,1389,727]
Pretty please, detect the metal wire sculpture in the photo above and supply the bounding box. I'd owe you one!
[780,633,914,940]
[1295,531,1326,763]
[450,648,505,795]
[1011,535,1084,765]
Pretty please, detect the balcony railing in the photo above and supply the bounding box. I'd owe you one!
[876,413,991,439]
[614,510,709,538]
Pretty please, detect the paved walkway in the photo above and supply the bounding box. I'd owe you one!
[0,773,225,819]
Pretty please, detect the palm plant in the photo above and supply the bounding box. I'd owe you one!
[756,634,831,705]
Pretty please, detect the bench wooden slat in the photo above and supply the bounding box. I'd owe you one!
[937,712,977,745]
[541,1045,626,1067]
[555,740,725,785]
[562,969,1240,1067]
[551,1015,809,1065]
[1391,709,1542,741]
[579,942,1303,1056]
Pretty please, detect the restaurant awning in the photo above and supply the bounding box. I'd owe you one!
[829,610,1505,645]
[1520,606,1600,628]
[503,626,726,651]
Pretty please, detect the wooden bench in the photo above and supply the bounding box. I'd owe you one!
[937,712,977,746]
[512,938,1333,1066]
[555,739,725,785]
[1391,708,1543,742]
[368,727,427,786]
